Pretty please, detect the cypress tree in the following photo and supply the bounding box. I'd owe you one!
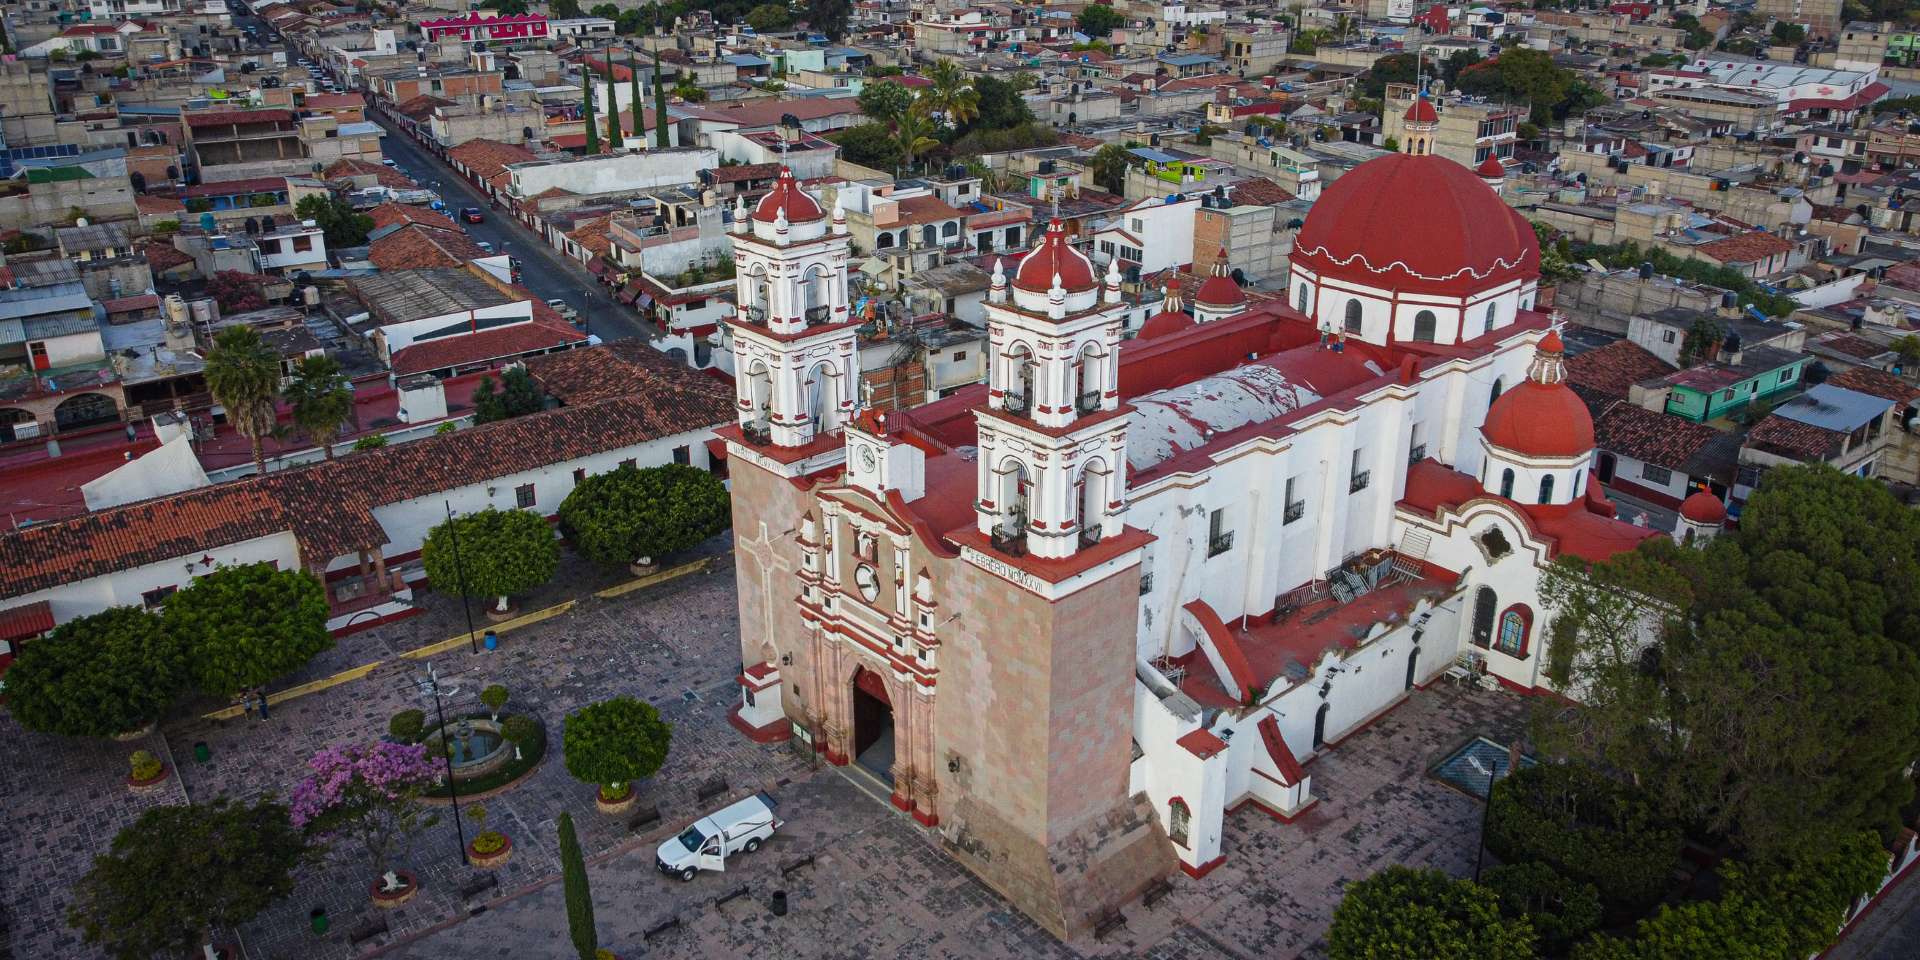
[653,57,670,149]
[604,62,622,149]
[582,62,598,155]
[558,812,596,960]
[629,49,645,147]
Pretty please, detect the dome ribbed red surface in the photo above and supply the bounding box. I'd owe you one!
[1482,382,1594,457]
[752,167,825,223]
[1012,220,1098,294]
[1476,153,1506,177]
[1292,153,1538,295]
[1680,489,1728,524]
[1405,97,1439,123]
[1139,310,1195,339]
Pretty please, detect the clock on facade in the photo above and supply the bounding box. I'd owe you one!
[854,563,881,602]
[858,445,878,471]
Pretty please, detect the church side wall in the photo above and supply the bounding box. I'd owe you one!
[727,457,823,727]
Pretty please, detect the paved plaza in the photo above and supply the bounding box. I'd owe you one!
[1,542,1527,960]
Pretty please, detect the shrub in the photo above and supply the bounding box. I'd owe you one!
[129,750,164,781]
[152,219,180,234]
[471,831,507,854]
[389,709,426,742]
[435,422,457,434]
[562,696,672,796]
[1329,865,1536,960]
[421,507,559,605]
[1486,764,1682,915]
[481,684,509,719]
[1483,861,1603,954]
[557,463,731,567]
[353,434,389,450]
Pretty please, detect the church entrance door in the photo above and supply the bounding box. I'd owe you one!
[852,667,895,785]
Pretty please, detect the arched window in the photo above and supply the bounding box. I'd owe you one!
[876,232,894,249]
[1571,469,1583,494]
[1537,474,1555,504]
[1412,310,1437,342]
[1496,607,1531,657]
[1484,303,1496,335]
[942,221,958,238]
[1297,283,1309,313]
[1490,377,1504,405]
[1313,702,1331,749]
[1499,468,1515,499]
[1471,587,1497,648]
[1344,299,1363,334]
[1168,798,1191,847]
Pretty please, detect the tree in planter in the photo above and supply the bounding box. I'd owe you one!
[471,367,547,424]
[283,354,353,460]
[502,714,538,761]
[68,798,310,960]
[558,812,597,960]
[1328,865,1536,960]
[421,507,559,615]
[3,606,184,738]
[481,684,509,721]
[166,562,331,700]
[557,463,730,569]
[203,324,280,474]
[563,696,672,802]
[288,742,441,885]
[467,803,507,855]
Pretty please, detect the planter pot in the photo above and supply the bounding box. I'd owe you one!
[113,722,155,742]
[468,833,513,869]
[126,763,170,792]
[484,599,519,623]
[596,786,636,815]
[629,558,658,577]
[369,870,419,908]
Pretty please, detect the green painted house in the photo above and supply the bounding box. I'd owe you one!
[1658,345,1811,423]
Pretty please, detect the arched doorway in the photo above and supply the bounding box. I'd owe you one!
[1472,587,1498,649]
[54,393,118,432]
[1596,452,1616,484]
[1405,647,1420,691]
[1313,702,1330,750]
[851,667,895,784]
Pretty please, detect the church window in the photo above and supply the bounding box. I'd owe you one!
[876,232,894,249]
[1484,303,1496,335]
[1537,475,1554,504]
[1490,378,1504,405]
[1471,587,1497,648]
[1412,310,1437,343]
[1297,283,1308,313]
[1344,299,1363,334]
[1476,527,1512,561]
[1283,476,1306,524]
[1499,468,1515,499]
[1207,508,1233,557]
[1496,608,1530,657]
[1168,799,1191,847]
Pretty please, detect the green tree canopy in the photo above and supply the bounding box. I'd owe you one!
[1329,865,1536,960]
[1482,861,1603,954]
[293,193,374,248]
[918,59,979,129]
[68,799,309,960]
[472,367,547,424]
[1360,52,1429,99]
[204,324,281,474]
[1086,143,1136,195]
[557,463,730,567]
[1537,465,1920,862]
[804,0,850,39]
[1076,3,1124,38]
[1572,895,1791,960]
[1485,764,1682,914]
[1721,831,1891,958]
[3,606,183,737]
[283,354,353,460]
[1770,22,1806,45]
[421,507,559,603]
[970,74,1037,131]
[562,695,673,793]
[830,122,903,170]
[481,0,529,13]
[745,3,792,31]
[550,0,583,17]
[165,563,331,698]
[857,79,915,128]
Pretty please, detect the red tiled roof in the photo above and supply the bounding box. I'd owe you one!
[393,95,455,122]
[1585,392,1724,469]
[388,320,587,376]
[365,201,457,232]
[184,108,295,128]
[1695,231,1793,264]
[136,194,185,216]
[143,240,192,271]
[707,162,781,184]
[1228,176,1294,207]
[368,224,488,270]
[524,338,728,408]
[891,194,964,226]
[180,176,287,199]
[1746,413,1843,460]
[326,159,415,190]
[447,138,538,181]
[0,600,53,640]
[1565,339,1675,396]
[1817,332,1891,361]
[303,92,366,110]
[678,97,864,129]
[1828,367,1920,405]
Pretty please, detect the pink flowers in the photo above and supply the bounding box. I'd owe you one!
[289,742,439,828]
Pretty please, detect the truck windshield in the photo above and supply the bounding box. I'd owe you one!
[677,827,705,854]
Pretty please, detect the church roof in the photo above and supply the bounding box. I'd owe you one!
[1011,219,1097,294]
[751,166,824,224]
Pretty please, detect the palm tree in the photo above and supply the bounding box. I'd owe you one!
[1087,143,1134,195]
[283,354,353,460]
[918,60,979,129]
[893,111,941,175]
[203,325,281,476]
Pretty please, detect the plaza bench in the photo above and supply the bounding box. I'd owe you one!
[460,874,497,899]
[780,854,815,876]
[1142,879,1173,908]
[644,916,681,941]
[696,776,728,803]
[1093,910,1128,940]
[627,803,661,833]
[715,883,751,908]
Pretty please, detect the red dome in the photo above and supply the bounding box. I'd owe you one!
[1292,153,1539,295]
[1482,331,1594,458]
[1680,489,1727,524]
[1194,248,1246,308]
[752,167,825,223]
[1404,95,1439,124]
[1140,311,1195,339]
[1476,153,1506,178]
[1013,219,1097,294]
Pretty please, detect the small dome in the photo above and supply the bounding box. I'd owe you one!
[1404,94,1439,125]
[1193,248,1246,308]
[1482,331,1595,458]
[1680,489,1727,524]
[1476,153,1506,178]
[1013,219,1097,294]
[1140,311,1195,339]
[752,167,824,224]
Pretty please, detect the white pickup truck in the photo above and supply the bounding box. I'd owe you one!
[654,791,782,881]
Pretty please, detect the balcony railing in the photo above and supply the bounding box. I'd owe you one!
[1349,470,1371,494]
[990,516,1028,557]
[1076,390,1101,415]
[804,305,832,325]
[741,418,772,445]
[1283,500,1306,524]
[1208,530,1234,557]
[743,304,768,325]
[1002,392,1030,416]
[1408,443,1427,465]
[1079,524,1104,548]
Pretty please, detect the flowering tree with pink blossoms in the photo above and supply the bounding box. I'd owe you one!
[289,742,442,880]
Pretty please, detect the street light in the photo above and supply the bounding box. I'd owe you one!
[415,661,470,865]
[442,500,481,655]
[1469,751,1508,882]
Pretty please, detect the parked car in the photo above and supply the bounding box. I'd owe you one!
[381,158,396,166]
[476,241,495,254]
[655,792,782,882]
[544,298,579,323]
[461,206,484,224]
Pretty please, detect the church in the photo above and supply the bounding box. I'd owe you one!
[717,108,1682,938]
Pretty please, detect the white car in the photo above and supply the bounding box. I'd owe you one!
[655,792,782,882]
[544,298,579,322]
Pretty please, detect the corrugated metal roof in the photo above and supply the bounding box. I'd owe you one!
[1771,383,1892,432]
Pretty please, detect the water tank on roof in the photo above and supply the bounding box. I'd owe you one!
[1721,290,1737,309]
[189,299,215,325]
[303,286,320,306]
[1639,262,1654,280]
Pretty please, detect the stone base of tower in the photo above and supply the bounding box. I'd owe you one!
[941,791,1176,940]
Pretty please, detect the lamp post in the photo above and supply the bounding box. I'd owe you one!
[418,661,470,865]
[1471,752,1504,882]
[442,500,481,655]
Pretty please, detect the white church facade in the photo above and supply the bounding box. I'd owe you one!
[720,140,1672,935]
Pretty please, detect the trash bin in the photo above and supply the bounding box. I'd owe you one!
[193,741,211,763]
[309,908,329,935]
[770,890,788,917]
[483,630,499,651]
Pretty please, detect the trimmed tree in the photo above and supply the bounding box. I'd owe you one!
[3,606,184,738]
[421,507,559,614]
[652,56,669,148]
[165,562,331,699]
[481,684,509,721]
[68,798,309,959]
[1329,865,1536,960]
[558,812,597,960]
[604,59,622,148]
[289,742,441,882]
[582,60,598,154]
[562,696,672,802]
[557,463,730,568]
